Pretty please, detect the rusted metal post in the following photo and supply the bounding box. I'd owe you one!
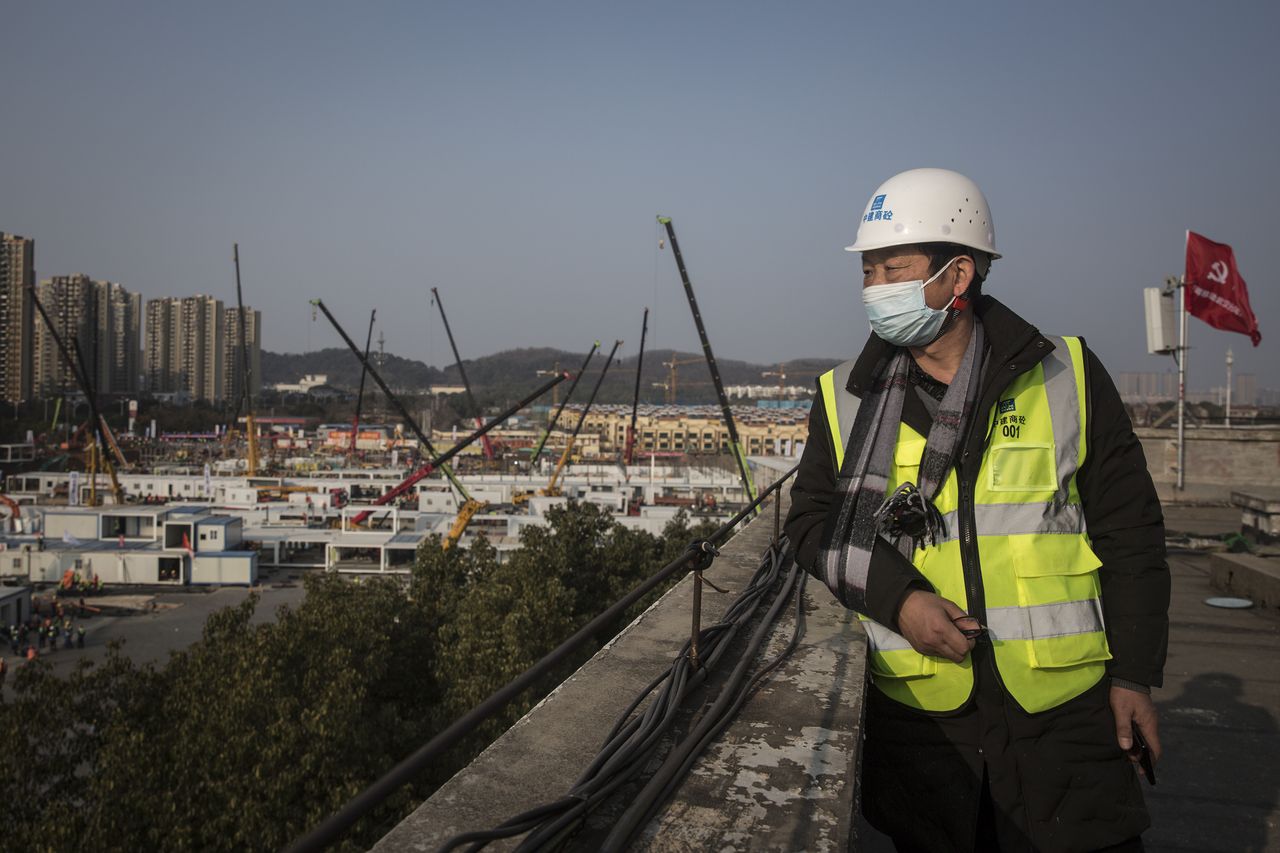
[690,569,703,670]
[772,488,781,545]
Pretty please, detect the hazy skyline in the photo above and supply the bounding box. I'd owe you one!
[2,2,1276,391]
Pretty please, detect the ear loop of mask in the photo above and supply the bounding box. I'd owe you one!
[924,257,969,346]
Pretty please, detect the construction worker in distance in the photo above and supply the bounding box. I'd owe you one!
[785,168,1169,852]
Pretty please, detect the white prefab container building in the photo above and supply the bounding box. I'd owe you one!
[0,584,32,626]
[42,510,101,542]
[190,551,257,585]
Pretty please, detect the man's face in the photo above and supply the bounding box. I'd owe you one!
[861,245,964,310]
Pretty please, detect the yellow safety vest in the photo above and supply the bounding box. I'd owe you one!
[818,336,1110,714]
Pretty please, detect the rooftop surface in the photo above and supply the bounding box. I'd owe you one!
[855,549,1280,853]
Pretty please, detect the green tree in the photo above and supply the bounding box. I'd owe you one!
[0,499,725,851]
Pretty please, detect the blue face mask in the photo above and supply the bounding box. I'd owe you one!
[861,258,960,347]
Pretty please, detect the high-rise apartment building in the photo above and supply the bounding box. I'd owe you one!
[33,275,142,397]
[33,275,98,397]
[145,295,227,402]
[0,233,35,404]
[144,298,178,394]
[1235,373,1257,407]
[223,306,262,404]
[99,282,141,395]
[1117,371,1178,402]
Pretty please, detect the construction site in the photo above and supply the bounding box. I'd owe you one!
[0,223,816,597]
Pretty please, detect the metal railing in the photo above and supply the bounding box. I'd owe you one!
[286,462,800,852]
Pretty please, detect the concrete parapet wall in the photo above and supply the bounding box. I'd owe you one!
[374,494,868,851]
[1209,553,1280,609]
[1136,427,1280,504]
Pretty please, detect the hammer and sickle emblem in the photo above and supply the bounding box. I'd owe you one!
[1207,260,1230,285]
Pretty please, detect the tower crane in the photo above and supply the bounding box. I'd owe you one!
[662,357,703,404]
[761,364,788,398]
[535,364,561,408]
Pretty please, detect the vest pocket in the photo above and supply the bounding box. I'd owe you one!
[1027,628,1110,669]
[1009,558,1111,669]
[870,650,939,679]
[988,442,1058,492]
[889,438,927,489]
[863,618,939,679]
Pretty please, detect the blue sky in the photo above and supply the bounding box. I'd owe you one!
[2,1,1276,391]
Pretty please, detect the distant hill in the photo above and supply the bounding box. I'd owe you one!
[261,348,448,392]
[262,346,841,406]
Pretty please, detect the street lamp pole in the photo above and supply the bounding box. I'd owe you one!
[1225,348,1233,429]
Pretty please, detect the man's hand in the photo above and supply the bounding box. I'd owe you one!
[1111,685,1162,763]
[895,589,976,663]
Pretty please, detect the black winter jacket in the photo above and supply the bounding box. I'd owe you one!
[784,296,1170,852]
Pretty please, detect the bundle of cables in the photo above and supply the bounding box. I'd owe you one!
[436,535,806,853]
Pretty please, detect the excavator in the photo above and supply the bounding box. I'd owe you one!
[0,493,22,532]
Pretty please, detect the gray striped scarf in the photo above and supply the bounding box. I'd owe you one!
[819,319,985,612]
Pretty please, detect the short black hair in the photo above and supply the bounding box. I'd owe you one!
[920,242,986,301]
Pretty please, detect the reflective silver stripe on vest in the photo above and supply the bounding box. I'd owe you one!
[864,598,1104,658]
[1039,336,1082,497]
[986,598,1105,641]
[863,619,914,652]
[864,597,1105,656]
[927,502,1086,546]
[829,358,860,457]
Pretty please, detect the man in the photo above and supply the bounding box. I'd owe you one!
[785,168,1169,852]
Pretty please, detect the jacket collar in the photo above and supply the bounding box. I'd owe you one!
[846,295,1051,396]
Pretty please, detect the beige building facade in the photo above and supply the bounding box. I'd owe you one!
[549,404,809,458]
[145,296,260,404]
[223,306,262,403]
[33,275,142,397]
[0,233,35,403]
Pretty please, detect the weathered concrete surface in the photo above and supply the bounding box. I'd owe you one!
[1137,427,1280,505]
[374,495,868,852]
[1162,505,1242,538]
[1146,552,1280,852]
[1210,552,1280,609]
[1234,487,1280,545]
[633,559,865,850]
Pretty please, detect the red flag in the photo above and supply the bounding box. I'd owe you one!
[181,531,193,554]
[1184,231,1261,346]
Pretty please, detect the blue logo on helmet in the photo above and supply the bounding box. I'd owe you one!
[864,194,894,223]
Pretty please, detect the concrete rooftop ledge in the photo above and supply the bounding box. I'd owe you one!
[374,494,868,852]
[1210,553,1280,609]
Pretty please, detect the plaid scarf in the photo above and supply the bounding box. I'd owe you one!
[818,319,985,612]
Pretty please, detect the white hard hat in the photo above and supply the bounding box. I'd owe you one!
[845,168,1000,259]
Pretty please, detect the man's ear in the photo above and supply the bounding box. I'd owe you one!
[951,256,975,309]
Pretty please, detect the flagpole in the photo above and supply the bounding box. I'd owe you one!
[1225,348,1233,429]
[1176,272,1187,492]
